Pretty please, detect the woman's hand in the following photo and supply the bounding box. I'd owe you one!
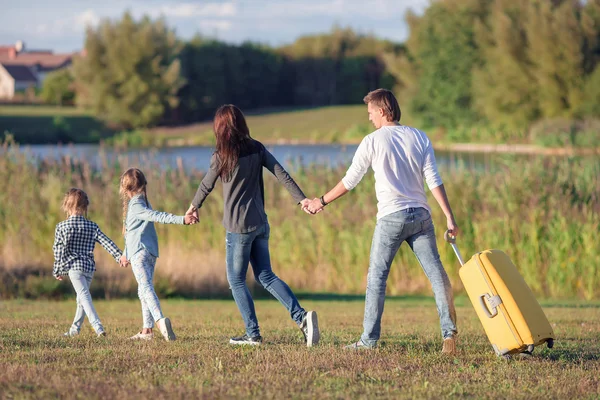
[185,204,199,225]
[184,214,198,225]
[300,198,316,214]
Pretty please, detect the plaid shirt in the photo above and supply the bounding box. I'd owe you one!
[52,215,122,277]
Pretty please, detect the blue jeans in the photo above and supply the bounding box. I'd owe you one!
[131,249,165,329]
[226,223,306,337]
[68,269,104,334]
[360,207,457,347]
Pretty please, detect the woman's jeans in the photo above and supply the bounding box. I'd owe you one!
[131,249,165,329]
[360,207,457,347]
[226,223,305,337]
[68,269,104,334]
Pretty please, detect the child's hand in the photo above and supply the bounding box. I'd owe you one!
[184,214,198,225]
[55,276,63,281]
[119,255,129,268]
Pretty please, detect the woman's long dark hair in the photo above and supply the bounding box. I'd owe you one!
[213,104,252,182]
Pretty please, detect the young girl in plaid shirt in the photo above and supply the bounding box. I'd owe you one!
[53,188,123,337]
[120,168,197,341]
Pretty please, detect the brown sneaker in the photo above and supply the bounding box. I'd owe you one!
[442,336,457,355]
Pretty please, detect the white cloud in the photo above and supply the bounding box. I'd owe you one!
[35,24,49,34]
[4,0,429,51]
[197,19,233,32]
[251,0,427,20]
[258,0,344,18]
[145,2,237,18]
[74,9,101,29]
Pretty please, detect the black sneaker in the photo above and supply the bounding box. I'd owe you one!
[300,311,320,347]
[229,333,262,346]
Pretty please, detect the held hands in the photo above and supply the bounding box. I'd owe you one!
[119,255,129,268]
[299,198,326,215]
[185,204,199,225]
[184,214,199,225]
[306,198,325,214]
[300,198,315,215]
[55,276,63,281]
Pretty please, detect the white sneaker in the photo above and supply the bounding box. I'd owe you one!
[97,331,107,338]
[300,311,320,347]
[156,317,176,341]
[129,331,153,341]
[63,330,79,337]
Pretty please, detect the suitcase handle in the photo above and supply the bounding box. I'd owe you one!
[479,293,502,318]
[444,230,465,266]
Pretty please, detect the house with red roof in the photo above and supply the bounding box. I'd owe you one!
[0,40,77,99]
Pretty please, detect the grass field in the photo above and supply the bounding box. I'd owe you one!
[108,105,378,147]
[0,105,114,144]
[0,298,599,399]
[0,105,376,146]
[2,104,600,148]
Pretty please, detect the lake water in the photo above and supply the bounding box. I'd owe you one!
[8,143,500,172]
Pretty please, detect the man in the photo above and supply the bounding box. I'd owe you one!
[306,89,458,354]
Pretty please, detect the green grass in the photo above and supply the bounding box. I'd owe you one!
[0,104,377,146]
[3,104,600,148]
[0,105,90,117]
[124,105,378,147]
[0,105,115,144]
[0,299,599,398]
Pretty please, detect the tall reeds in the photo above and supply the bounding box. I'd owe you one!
[1,141,598,299]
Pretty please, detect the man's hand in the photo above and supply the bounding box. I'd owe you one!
[300,198,316,215]
[307,198,325,214]
[446,218,459,238]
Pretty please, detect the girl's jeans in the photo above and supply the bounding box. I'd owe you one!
[131,249,165,329]
[68,269,104,334]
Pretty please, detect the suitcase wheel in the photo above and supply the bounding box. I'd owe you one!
[526,344,535,354]
[547,339,554,349]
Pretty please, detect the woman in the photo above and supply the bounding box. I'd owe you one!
[187,104,319,347]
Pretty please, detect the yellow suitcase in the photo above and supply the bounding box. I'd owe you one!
[444,231,555,357]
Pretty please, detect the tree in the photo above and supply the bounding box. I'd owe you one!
[73,12,184,129]
[473,0,600,127]
[385,0,491,129]
[280,27,397,105]
[41,69,75,106]
[472,0,539,127]
[579,0,600,117]
[177,37,285,123]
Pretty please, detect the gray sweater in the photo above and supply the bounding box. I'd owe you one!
[192,140,307,233]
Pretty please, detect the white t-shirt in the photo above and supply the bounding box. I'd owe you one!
[341,125,443,220]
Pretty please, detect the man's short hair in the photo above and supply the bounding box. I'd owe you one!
[363,89,401,122]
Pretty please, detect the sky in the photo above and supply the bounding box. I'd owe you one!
[0,0,430,53]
